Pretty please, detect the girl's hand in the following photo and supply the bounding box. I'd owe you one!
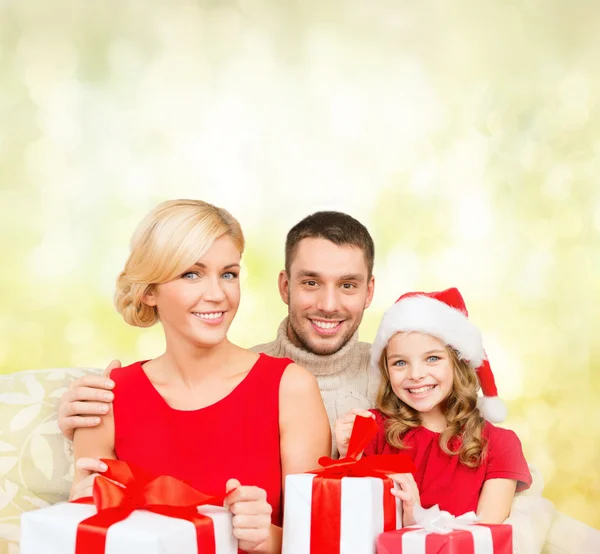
[70,457,108,500]
[389,472,421,526]
[224,479,273,552]
[334,409,375,458]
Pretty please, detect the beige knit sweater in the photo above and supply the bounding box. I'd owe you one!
[251,318,380,457]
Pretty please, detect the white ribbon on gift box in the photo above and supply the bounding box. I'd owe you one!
[401,505,494,554]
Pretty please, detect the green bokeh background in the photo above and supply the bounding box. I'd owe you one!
[1,0,598,528]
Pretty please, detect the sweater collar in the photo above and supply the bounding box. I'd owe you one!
[273,317,361,376]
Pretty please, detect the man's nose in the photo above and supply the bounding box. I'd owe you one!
[316,285,341,314]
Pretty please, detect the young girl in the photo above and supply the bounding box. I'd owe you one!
[70,200,331,554]
[335,288,531,526]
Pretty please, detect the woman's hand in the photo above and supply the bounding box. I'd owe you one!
[224,479,273,552]
[70,457,108,500]
[389,472,421,526]
[334,409,375,458]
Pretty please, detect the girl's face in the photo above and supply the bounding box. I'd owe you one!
[386,332,454,416]
[143,235,241,349]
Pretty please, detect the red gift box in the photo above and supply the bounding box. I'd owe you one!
[72,459,224,554]
[282,416,416,554]
[377,521,512,554]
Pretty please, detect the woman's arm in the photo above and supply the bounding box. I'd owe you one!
[477,478,518,523]
[229,363,330,554]
[278,363,331,477]
[70,405,116,500]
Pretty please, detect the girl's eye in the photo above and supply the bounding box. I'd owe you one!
[393,360,407,367]
[182,272,200,280]
[427,356,440,362]
[222,272,238,280]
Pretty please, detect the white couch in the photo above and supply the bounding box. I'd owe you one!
[0,368,598,554]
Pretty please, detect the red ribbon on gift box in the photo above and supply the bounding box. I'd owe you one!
[72,459,223,554]
[308,416,417,554]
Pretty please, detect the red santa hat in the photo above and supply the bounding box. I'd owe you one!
[370,287,507,423]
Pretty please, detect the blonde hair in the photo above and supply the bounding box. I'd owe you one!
[376,340,487,467]
[114,199,244,327]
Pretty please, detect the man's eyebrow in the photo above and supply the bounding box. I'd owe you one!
[295,271,365,282]
[339,274,365,282]
[296,270,321,278]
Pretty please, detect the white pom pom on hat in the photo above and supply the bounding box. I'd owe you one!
[370,287,506,423]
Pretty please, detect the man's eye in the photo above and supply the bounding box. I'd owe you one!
[305,281,317,287]
[341,283,356,289]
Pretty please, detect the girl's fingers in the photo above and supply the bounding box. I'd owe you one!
[351,409,375,419]
[390,487,413,503]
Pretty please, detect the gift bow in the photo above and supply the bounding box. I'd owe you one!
[310,414,417,478]
[413,504,480,534]
[392,505,497,554]
[73,459,222,554]
[308,415,416,553]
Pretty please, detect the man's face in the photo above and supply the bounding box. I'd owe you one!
[278,237,375,355]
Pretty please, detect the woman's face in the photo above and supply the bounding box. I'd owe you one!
[143,235,242,349]
[385,332,454,416]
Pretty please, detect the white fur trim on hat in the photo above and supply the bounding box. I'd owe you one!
[477,396,507,423]
[370,295,485,370]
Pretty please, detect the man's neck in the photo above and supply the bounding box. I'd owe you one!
[273,317,361,376]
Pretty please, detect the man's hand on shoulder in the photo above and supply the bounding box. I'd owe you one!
[58,359,120,441]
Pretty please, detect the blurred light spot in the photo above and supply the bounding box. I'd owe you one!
[520,141,550,171]
[65,320,95,346]
[455,192,492,241]
[136,329,165,359]
[556,210,582,238]
[0,338,8,367]
[375,247,422,310]
[558,104,589,131]
[543,165,572,201]
[484,336,523,401]
[208,5,242,36]
[531,445,556,483]
[516,249,554,299]
[560,494,590,525]
[559,73,590,107]
[408,162,438,197]
[27,240,77,278]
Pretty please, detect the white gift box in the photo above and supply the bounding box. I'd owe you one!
[20,502,237,554]
[282,473,402,554]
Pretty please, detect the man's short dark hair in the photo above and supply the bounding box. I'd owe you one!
[285,211,375,276]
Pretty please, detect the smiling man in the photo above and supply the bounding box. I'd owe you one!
[252,212,379,443]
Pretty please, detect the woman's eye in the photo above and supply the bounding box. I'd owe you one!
[182,272,199,280]
[222,272,238,280]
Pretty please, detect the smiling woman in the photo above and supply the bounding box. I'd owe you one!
[70,199,331,554]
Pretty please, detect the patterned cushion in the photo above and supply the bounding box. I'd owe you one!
[0,368,101,554]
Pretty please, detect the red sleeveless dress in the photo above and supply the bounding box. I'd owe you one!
[111,353,292,526]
